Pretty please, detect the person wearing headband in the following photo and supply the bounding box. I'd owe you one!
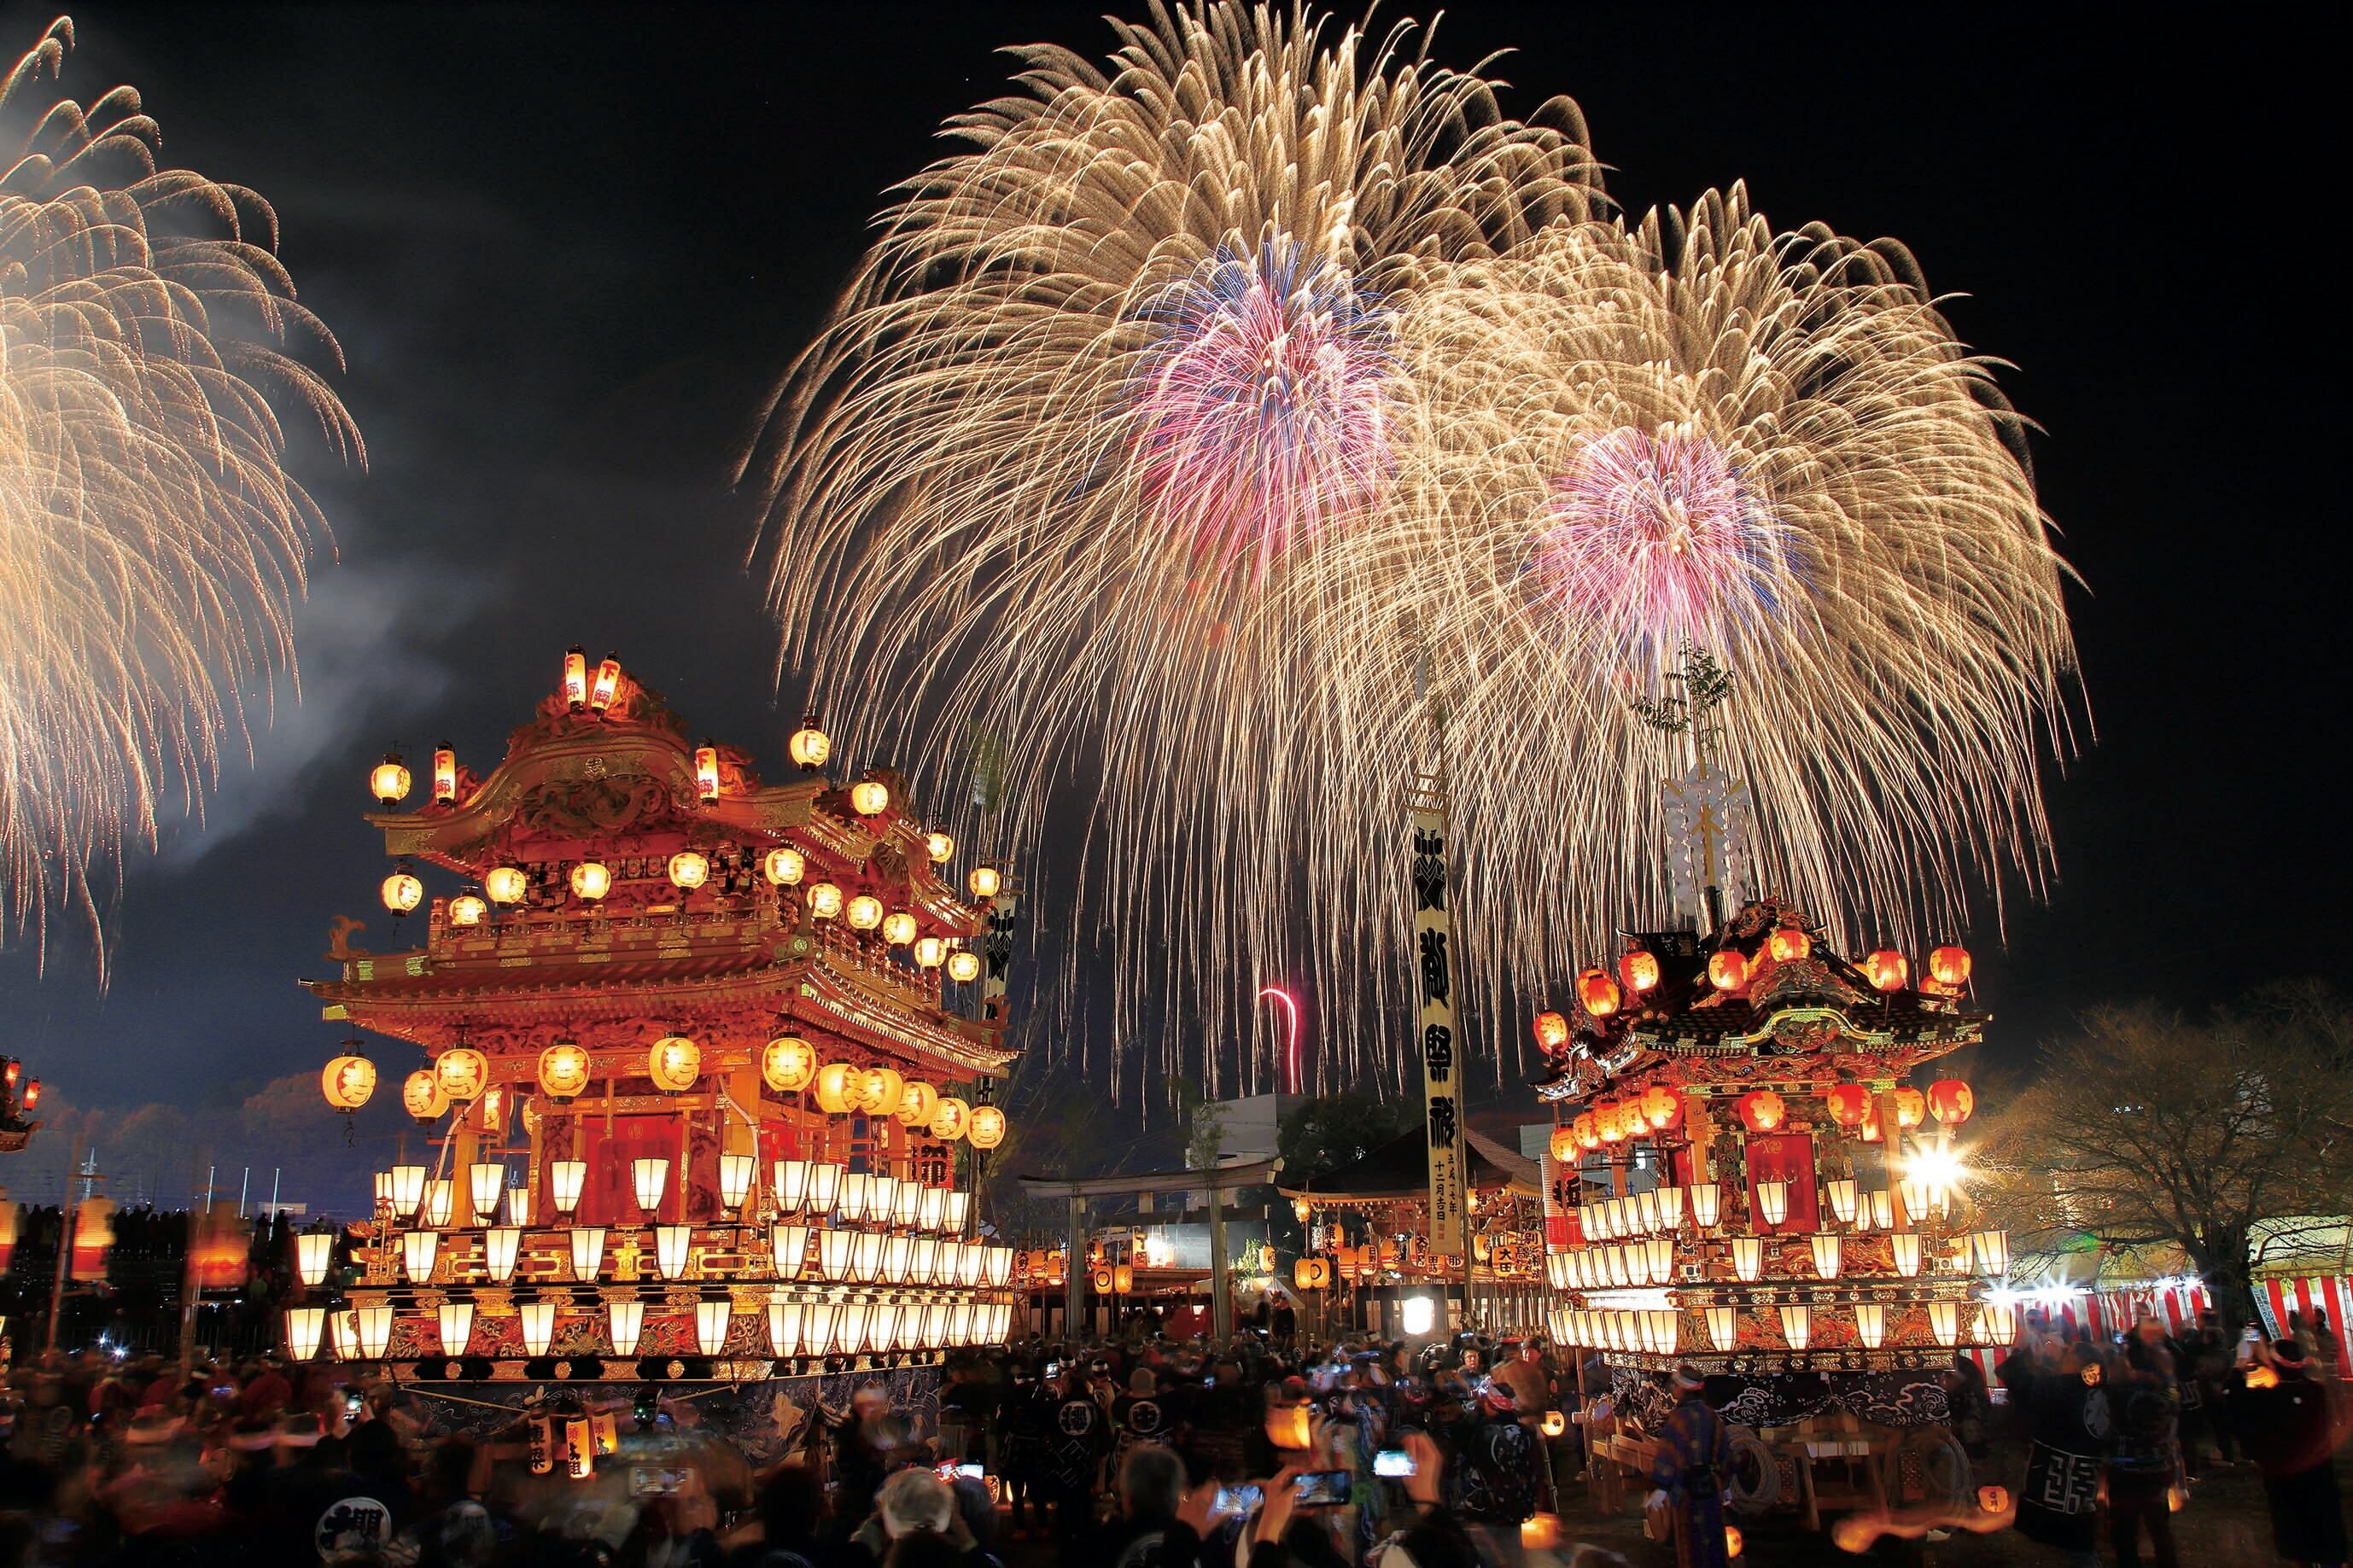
[1645,1365,1733,1568]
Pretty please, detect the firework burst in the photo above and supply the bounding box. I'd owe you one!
[2,18,359,976]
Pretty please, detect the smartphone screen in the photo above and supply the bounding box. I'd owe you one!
[629,1466,688,1498]
[955,1463,984,1481]
[1216,1484,1263,1515]
[1293,1471,1352,1507]
[1374,1449,1416,1478]
[1044,1361,1061,1377]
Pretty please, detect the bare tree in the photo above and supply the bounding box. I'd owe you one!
[1972,984,2353,1334]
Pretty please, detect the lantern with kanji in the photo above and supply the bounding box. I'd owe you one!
[322,1052,377,1110]
[1640,1084,1682,1133]
[538,1041,591,1103]
[1548,1126,1579,1165]
[1891,1087,1927,1130]
[1865,949,1909,992]
[762,1035,817,1094]
[1928,1079,1975,1127]
[1708,948,1748,991]
[1766,925,1812,963]
[401,1070,447,1123]
[1736,1090,1786,1134]
[1825,1082,1871,1128]
[649,1036,701,1093]
[435,1048,488,1103]
[1573,1113,1600,1151]
[1618,947,1661,995]
[1577,968,1621,1020]
[1533,1011,1571,1052]
[1929,944,1972,987]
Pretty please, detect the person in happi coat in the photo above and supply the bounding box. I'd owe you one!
[1998,1330,2113,1568]
[2241,1338,2351,1568]
[1645,1364,1733,1568]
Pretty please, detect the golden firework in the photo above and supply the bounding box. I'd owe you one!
[2,19,360,974]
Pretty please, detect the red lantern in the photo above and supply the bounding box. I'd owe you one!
[1864,950,1909,992]
[1577,968,1621,1020]
[1928,1079,1975,1126]
[1736,1090,1786,1134]
[1929,944,1972,987]
[1573,1114,1599,1151]
[1641,1085,1682,1132]
[1766,926,1812,964]
[1825,1082,1871,1128]
[1597,1105,1626,1145]
[1618,948,1661,995]
[1707,948,1748,991]
[1547,1126,1579,1165]
[1892,1087,1927,1129]
[1533,1011,1571,1052]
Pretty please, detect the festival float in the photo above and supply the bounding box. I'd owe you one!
[303,649,1018,1459]
[1534,681,2008,1525]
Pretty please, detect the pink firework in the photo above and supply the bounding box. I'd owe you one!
[1128,244,1393,574]
[1529,426,1801,649]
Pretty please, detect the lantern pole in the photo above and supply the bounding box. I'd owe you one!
[45,1133,79,1354]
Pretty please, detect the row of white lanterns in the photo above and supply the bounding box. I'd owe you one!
[1546,1228,2009,1291]
[1547,1297,2015,1356]
[289,1294,1015,1363]
[382,1220,1013,1290]
[1578,1175,1961,1244]
[372,1158,974,1236]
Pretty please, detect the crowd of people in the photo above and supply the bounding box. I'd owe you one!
[0,1310,2350,1567]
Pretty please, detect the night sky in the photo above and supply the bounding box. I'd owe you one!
[2,5,2335,1208]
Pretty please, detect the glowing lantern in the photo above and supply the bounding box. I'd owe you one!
[1548,1127,1579,1165]
[483,1227,521,1281]
[849,778,890,816]
[1977,1486,2010,1513]
[484,866,528,904]
[432,744,458,802]
[322,1053,377,1110]
[1825,1082,1871,1128]
[1865,949,1909,992]
[814,1062,860,1113]
[434,1048,488,1104]
[1854,1302,1887,1349]
[1573,1113,1599,1151]
[914,936,947,968]
[371,752,412,806]
[1755,1179,1790,1227]
[538,1041,591,1103]
[1708,948,1749,991]
[697,1300,732,1356]
[1929,1079,1975,1126]
[649,1035,701,1093]
[1725,1525,1744,1559]
[1641,1085,1683,1132]
[1690,1183,1723,1229]
[1533,1011,1571,1052]
[381,871,423,914]
[632,1157,670,1216]
[295,1231,334,1286]
[1891,1233,1923,1278]
[1293,1256,1332,1291]
[694,745,721,801]
[285,1305,325,1361]
[588,654,622,710]
[1825,1178,1860,1225]
[788,716,831,769]
[1778,1303,1811,1351]
[448,894,488,927]
[563,647,589,706]
[896,1080,940,1128]
[1541,1410,1567,1437]
[1597,1105,1626,1145]
[807,882,844,919]
[668,850,709,890]
[880,910,918,945]
[1892,1087,1927,1129]
[1619,948,1662,994]
[1767,925,1812,963]
[762,1035,817,1094]
[970,1105,1007,1149]
[856,1065,905,1116]
[1521,1515,1562,1552]
[763,847,805,885]
[931,1097,971,1141]
[926,831,954,863]
[1736,1089,1786,1133]
[1930,1300,1961,1348]
[550,1161,587,1215]
[517,1300,558,1358]
[1809,1233,1842,1279]
[968,865,1002,900]
[947,950,982,982]
[1576,968,1620,1019]
[846,895,884,930]
[569,860,612,901]
[1929,944,1972,987]
[2245,1362,2280,1390]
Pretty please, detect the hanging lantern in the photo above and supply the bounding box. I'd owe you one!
[649,1035,701,1093]
[762,1035,817,1094]
[569,861,612,901]
[1708,948,1749,991]
[1736,1089,1786,1134]
[849,778,890,816]
[1778,1303,1811,1351]
[1853,1301,1888,1349]
[1825,1082,1871,1128]
[1977,1485,2011,1514]
[1755,1179,1790,1227]
[448,894,488,927]
[1573,1113,1600,1151]
[1576,968,1620,1019]
[550,1161,587,1215]
[788,716,832,769]
[806,882,844,919]
[845,895,884,930]
[856,1065,905,1116]
[694,745,721,801]
[896,1080,940,1128]
[1865,950,1909,992]
[1690,1182,1723,1229]
[763,847,806,886]
[880,910,919,945]
[968,864,1002,900]
[381,871,423,914]
[914,936,947,968]
[1766,925,1812,964]
[814,1062,860,1113]
[668,851,710,891]
[1928,944,1972,987]
[434,1048,488,1103]
[1597,1105,1626,1145]
[947,949,983,982]
[1809,1233,1842,1279]
[1825,1178,1860,1225]
[1532,1011,1571,1052]
[1547,1126,1579,1165]
[1725,1525,1743,1559]
[633,1157,671,1216]
[1293,1256,1332,1291]
[370,752,412,806]
[588,654,622,710]
[1521,1515,1563,1552]
[969,1105,1007,1149]
[432,745,458,803]
[1892,1087,1927,1129]
[926,831,954,864]
[931,1097,971,1141]
[538,1041,591,1103]
[563,647,589,707]
[1641,1085,1682,1132]
[1618,948,1661,995]
[1891,1233,1924,1278]
[484,866,528,904]
[321,1052,377,1110]
[1928,1079,1975,1126]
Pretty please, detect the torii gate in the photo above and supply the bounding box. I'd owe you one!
[1019,1157,1283,1343]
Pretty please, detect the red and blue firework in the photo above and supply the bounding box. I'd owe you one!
[1527,426,1801,651]
[1127,242,1393,575]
